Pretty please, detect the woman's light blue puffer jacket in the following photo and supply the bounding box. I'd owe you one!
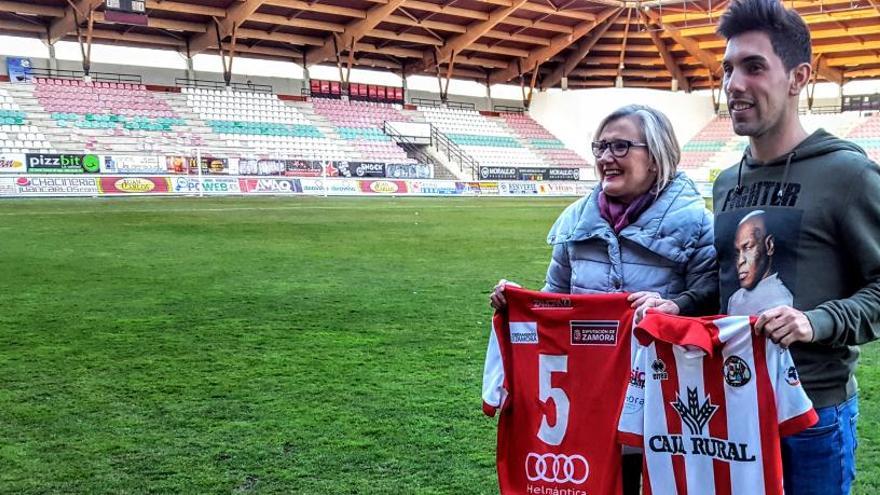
[543,172,719,315]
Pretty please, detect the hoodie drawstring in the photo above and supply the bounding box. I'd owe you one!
[735,153,746,194]
[777,151,795,200]
[734,150,796,200]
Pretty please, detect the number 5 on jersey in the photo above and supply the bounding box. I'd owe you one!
[538,354,569,446]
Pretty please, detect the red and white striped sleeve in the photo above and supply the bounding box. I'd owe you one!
[766,341,819,437]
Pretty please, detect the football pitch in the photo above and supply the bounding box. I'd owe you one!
[1,196,878,494]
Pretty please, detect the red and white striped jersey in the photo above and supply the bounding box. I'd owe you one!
[617,313,818,495]
[482,286,635,495]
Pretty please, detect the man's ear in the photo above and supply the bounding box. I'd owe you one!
[790,62,811,96]
[765,234,775,257]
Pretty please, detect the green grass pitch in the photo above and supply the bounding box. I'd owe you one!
[0,196,877,493]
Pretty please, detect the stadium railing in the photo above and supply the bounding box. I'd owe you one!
[28,68,141,84]
[494,104,525,113]
[411,97,476,111]
[175,78,273,94]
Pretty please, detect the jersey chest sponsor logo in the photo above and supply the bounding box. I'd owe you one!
[724,355,752,387]
[529,298,572,310]
[630,368,645,388]
[651,358,669,380]
[509,322,538,344]
[649,387,757,463]
[570,320,618,346]
[525,452,589,485]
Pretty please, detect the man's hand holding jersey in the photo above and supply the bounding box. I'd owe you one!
[631,293,680,323]
[754,306,815,348]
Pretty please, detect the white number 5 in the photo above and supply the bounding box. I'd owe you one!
[537,354,570,446]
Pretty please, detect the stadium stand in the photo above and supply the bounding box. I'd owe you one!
[419,106,549,169]
[679,111,879,180]
[0,85,48,153]
[496,112,592,169]
[0,78,209,153]
[310,98,416,164]
[847,112,880,164]
[678,116,744,180]
[180,87,353,161]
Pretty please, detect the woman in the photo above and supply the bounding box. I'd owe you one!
[489,104,718,494]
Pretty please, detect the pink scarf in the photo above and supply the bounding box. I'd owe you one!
[598,190,655,233]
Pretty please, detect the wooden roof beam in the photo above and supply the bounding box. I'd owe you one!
[0,1,63,17]
[490,7,621,84]
[412,0,529,72]
[542,8,623,88]
[237,28,324,47]
[188,0,268,55]
[48,0,105,44]
[306,0,407,66]
[642,8,720,74]
[402,0,573,34]
[145,0,224,17]
[90,12,206,33]
[262,0,365,19]
[642,12,690,91]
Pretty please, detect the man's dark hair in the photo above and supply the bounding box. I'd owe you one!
[717,0,811,71]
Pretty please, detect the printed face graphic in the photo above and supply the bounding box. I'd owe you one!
[734,215,774,290]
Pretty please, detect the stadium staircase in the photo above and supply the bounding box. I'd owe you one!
[418,106,548,171]
[390,106,467,180]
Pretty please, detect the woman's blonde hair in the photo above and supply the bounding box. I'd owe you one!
[593,104,681,194]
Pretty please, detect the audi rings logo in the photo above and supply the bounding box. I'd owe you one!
[525,453,589,484]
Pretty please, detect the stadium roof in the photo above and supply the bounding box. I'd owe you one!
[2,0,879,91]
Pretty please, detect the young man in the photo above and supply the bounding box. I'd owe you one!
[713,0,880,492]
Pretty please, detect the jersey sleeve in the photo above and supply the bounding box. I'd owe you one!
[617,341,647,447]
[481,315,508,417]
[766,341,819,437]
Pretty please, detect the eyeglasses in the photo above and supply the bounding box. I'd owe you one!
[591,139,648,158]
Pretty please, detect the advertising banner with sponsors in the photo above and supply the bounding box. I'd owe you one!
[26,153,101,174]
[0,153,26,174]
[15,176,99,195]
[165,156,230,175]
[359,179,408,194]
[238,158,324,177]
[548,168,580,181]
[499,181,539,195]
[408,180,462,195]
[97,176,172,194]
[516,167,549,181]
[479,166,581,181]
[333,162,387,178]
[537,182,579,195]
[386,163,433,179]
[102,155,165,174]
[172,177,241,194]
[299,178,360,195]
[479,166,517,180]
[0,177,16,195]
[240,177,303,194]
